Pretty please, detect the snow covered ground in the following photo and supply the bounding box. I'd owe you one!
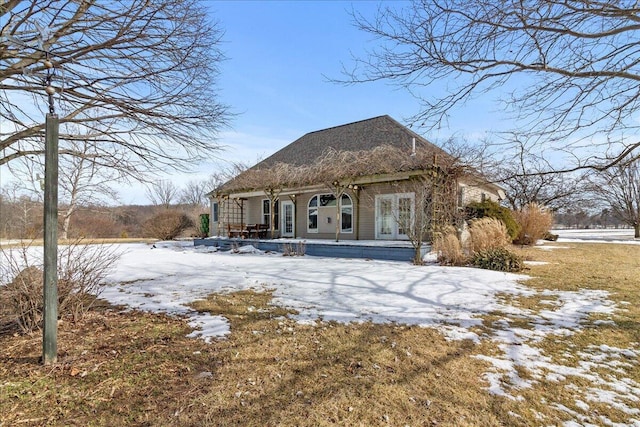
[554,228,640,244]
[2,231,639,425]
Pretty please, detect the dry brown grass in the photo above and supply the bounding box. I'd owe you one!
[433,227,467,266]
[0,298,507,426]
[468,217,510,252]
[1,242,639,426]
[513,203,554,245]
[502,243,640,424]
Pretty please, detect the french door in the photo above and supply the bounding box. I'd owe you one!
[375,193,414,240]
[281,200,295,237]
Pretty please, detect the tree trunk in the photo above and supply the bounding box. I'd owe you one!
[61,203,76,240]
[270,197,276,239]
[413,241,423,265]
[634,223,639,238]
[62,214,71,240]
[335,205,341,242]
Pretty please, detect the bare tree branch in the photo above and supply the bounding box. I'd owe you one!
[146,180,178,209]
[586,156,640,237]
[1,0,229,172]
[344,0,640,170]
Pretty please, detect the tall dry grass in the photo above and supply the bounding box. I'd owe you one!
[432,226,467,266]
[468,217,510,252]
[513,203,554,245]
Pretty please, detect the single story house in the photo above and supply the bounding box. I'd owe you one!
[207,115,504,241]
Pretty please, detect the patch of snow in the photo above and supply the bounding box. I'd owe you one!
[535,245,572,250]
[552,228,640,245]
[524,260,549,266]
[232,245,264,254]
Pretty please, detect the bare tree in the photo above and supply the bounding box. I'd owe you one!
[231,163,304,238]
[11,134,124,239]
[587,157,640,238]
[0,183,41,239]
[490,140,586,211]
[179,180,209,208]
[146,180,178,209]
[1,0,228,174]
[387,173,461,265]
[348,1,640,170]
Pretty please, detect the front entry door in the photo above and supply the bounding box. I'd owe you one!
[281,200,295,237]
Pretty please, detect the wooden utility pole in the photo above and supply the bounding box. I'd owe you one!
[42,56,59,365]
[43,112,58,364]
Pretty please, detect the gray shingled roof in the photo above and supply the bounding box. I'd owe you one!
[254,115,448,168]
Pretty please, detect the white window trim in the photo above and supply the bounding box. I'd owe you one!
[307,193,354,234]
[262,198,279,230]
[281,200,295,237]
[211,201,219,223]
[340,193,353,234]
[307,195,319,233]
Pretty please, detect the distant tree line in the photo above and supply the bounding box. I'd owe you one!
[553,209,630,231]
[0,197,198,240]
[0,177,217,240]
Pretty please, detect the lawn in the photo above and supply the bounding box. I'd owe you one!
[1,240,639,426]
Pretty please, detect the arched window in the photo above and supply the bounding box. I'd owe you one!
[307,193,353,233]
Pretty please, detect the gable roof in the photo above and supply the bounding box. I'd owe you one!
[254,115,449,168]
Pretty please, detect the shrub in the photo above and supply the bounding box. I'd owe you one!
[471,247,523,272]
[143,210,194,240]
[468,217,510,253]
[2,266,43,332]
[283,241,306,256]
[199,213,210,238]
[0,241,121,333]
[466,200,520,241]
[513,203,554,245]
[433,227,467,266]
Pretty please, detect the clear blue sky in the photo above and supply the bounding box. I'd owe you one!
[207,0,422,165]
[209,0,498,151]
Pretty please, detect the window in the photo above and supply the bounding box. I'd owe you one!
[308,195,318,232]
[341,194,353,233]
[262,199,279,230]
[307,193,353,233]
[320,194,337,207]
[212,201,219,222]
